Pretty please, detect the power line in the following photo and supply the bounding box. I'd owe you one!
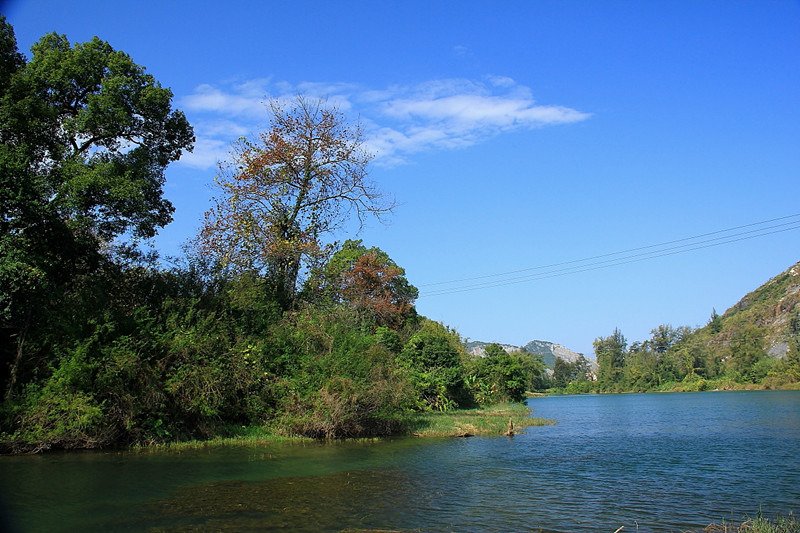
[418,213,800,288]
[418,214,800,298]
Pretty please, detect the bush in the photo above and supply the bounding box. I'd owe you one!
[399,330,472,410]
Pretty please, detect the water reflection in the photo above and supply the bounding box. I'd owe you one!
[1,391,798,532]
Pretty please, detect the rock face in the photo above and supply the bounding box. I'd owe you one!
[466,339,596,371]
[709,260,800,358]
[465,342,520,357]
[523,340,589,369]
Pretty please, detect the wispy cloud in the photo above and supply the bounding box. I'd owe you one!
[178,77,590,170]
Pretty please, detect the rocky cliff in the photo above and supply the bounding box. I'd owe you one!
[466,339,595,370]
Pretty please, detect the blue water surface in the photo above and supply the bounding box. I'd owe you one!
[1,390,798,532]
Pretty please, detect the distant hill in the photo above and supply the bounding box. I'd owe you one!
[467,261,800,391]
[694,260,800,357]
[523,340,589,369]
[466,339,595,370]
[465,341,520,357]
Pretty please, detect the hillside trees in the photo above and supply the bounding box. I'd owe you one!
[199,96,395,309]
[552,357,579,388]
[0,17,194,402]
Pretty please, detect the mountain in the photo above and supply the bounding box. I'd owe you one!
[466,339,595,370]
[697,260,800,357]
[465,341,521,357]
[523,340,589,369]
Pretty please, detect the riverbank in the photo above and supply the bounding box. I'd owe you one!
[544,378,800,396]
[136,403,553,452]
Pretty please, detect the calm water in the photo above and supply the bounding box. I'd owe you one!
[1,390,798,532]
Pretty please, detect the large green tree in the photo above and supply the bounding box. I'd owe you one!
[0,17,194,400]
[594,328,627,387]
[200,96,394,309]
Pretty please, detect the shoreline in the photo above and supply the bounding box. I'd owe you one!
[541,379,800,396]
[125,403,556,453]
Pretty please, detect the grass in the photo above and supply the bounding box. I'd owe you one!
[699,514,800,532]
[130,425,311,452]
[132,403,555,451]
[402,403,555,438]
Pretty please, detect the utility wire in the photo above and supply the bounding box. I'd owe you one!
[418,214,800,298]
[425,220,800,295]
[419,213,800,288]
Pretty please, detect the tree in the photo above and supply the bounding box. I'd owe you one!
[312,239,418,329]
[726,324,767,382]
[646,324,682,354]
[594,328,627,386]
[1,25,193,243]
[200,96,394,309]
[553,357,577,388]
[512,349,547,391]
[708,308,723,334]
[0,18,194,401]
[400,331,467,411]
[467,343,527,404]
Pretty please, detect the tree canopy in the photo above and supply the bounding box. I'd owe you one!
[0,16,194,401]
[200,96,394,308]
[313,239,418,329]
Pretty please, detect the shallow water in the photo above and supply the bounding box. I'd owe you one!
[1,390,798,532]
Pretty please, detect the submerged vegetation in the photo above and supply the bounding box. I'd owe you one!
[700,514,800,533]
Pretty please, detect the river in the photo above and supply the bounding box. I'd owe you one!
[1,390,798,532]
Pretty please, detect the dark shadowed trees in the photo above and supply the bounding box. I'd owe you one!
[0,17,194,401]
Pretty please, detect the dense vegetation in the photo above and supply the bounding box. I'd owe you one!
[0,20,541,453]
[3,18,796,454]
[550,262,800,394]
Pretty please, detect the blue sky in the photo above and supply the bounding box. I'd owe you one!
[4,1,799,356]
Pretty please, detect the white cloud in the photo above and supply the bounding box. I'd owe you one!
[178,76,590,170]
[182,82,269,117]
[179,138,230,170]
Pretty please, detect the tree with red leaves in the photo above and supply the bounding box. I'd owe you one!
[200,96,394,309]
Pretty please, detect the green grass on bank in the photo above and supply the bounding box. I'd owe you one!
[131,425,310,452]
[134,404,554,451]
[403,403,555,438]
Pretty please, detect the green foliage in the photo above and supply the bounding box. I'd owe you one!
[704,513,800,533]
[398,325,471,411]
[270,306,417,438]
[0,18,193,406]
[594,328,627,387]
[725,324,768,382]
[513,349,548,391]
[305,239,418,330]
[465,343,527,405]
[552,357,578,388]
[0,18,568,452]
